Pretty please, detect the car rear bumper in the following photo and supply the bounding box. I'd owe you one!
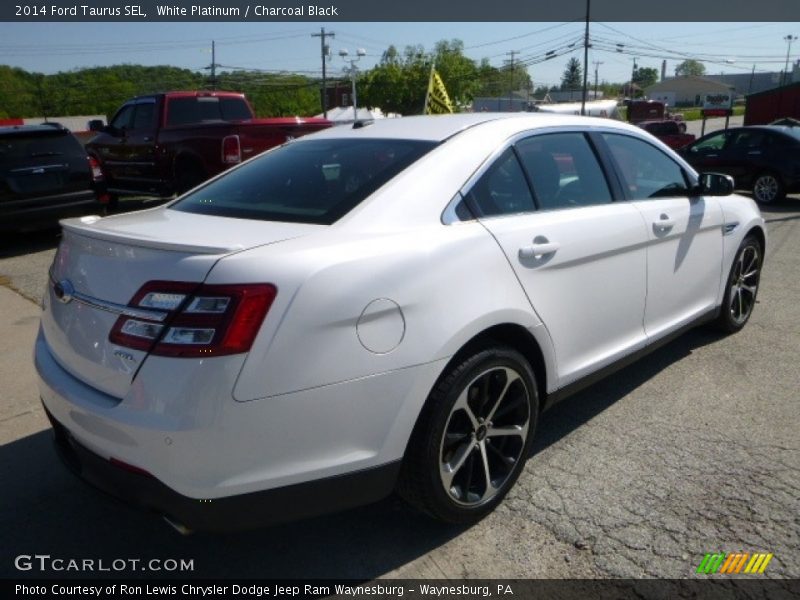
[44,405,400,532]
[35,326,444,530]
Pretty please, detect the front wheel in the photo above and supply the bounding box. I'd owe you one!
[398,346,538,524]
[752,172,785,204]
[714,235,763,333]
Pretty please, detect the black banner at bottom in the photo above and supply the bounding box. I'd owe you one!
[6,579,800,600]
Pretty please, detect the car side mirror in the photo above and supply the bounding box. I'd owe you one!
[697,172,734,197]
[88,119,105,132]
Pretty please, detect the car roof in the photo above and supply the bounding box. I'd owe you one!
[0,123,69,137]
[304,112,641,142]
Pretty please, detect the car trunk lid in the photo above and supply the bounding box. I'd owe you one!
[41,208,320,398]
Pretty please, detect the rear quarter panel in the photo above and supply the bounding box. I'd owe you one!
[207,223,545,403]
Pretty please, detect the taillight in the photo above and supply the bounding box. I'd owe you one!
[88,156,104,182]
[109,281,276,358]
[221,135,241,164]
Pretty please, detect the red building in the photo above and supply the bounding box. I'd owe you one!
[745,82,800,125]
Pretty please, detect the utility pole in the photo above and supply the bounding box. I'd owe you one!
[505,50,519,111]
[592,60,603,98]
[204,40,218,90]
[580,0,590,115]
[312,28,334,117]
[630,57,638,98]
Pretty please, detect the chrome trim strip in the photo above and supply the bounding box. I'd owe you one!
[10,163,68,172]
[48,274,169,322]
[441,192,466,225]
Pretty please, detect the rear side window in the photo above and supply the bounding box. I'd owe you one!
[0,131,83,162]
[166,97,251,126]
[171,138,436,225]
[602,133,690,200]
[516,132,612,210]
[464,148,535,217]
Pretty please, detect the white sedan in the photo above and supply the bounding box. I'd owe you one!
[35,113,765,532]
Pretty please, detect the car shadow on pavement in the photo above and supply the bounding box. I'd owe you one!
[0,427,466,580]
[0,228,62,259]
[532,326,726,456]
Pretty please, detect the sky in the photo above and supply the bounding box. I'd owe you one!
[1,21,799,89]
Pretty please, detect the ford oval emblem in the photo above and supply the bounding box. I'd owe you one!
[53,279,75,304]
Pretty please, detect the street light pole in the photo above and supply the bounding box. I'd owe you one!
[339,48,366,120]
[593,60,603,98]
[783,34,797,86]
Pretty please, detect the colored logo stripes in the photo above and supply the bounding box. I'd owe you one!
[697,552,773,574]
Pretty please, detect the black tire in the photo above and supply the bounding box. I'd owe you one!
[175,160,207,195]
[752,172,785,204]
[102,194,119,215]
[714,235,763,333]
[398,346,539,524]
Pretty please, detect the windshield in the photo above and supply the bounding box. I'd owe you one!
[171,138,436,225]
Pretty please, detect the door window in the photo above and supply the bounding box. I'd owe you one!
[109,105,134,130]
[131,102,157,130]
[515,132,612,210]
[689,131,729,154]
[602,133,691,200]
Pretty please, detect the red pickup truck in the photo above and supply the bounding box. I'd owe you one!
[638,120,696,150]
[86,91,331,199]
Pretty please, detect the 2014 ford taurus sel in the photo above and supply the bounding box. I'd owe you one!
[35,114,766,532]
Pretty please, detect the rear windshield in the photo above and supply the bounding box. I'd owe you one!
[166,96,252,126]
[170,138,437,225]
[0,131,83,163]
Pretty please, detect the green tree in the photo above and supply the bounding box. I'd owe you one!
[561,57,583,91]
[359,39,486,114]
[675,59,706,77]
[632,67,658,89]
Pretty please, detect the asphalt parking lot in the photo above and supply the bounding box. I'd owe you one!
[1,195,798,581]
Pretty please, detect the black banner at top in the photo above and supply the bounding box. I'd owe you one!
[2,0,800,22]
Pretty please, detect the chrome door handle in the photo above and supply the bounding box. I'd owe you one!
[519,241,560,259]
[653,215,676,231]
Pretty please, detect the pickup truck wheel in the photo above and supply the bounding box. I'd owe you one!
[398,346,538,524]
[175,162,207,195]
[752,172,784,204]
[102,195,119,215]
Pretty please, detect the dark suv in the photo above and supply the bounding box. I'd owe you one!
[1,124,108,231]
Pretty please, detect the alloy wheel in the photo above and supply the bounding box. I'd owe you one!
[728,243,761,326]
[439,366,530,507]
[753,174,779,203]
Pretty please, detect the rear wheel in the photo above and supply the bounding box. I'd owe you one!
[752,172,784,204]
[398,346,538,524]
[714,235,762,333]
